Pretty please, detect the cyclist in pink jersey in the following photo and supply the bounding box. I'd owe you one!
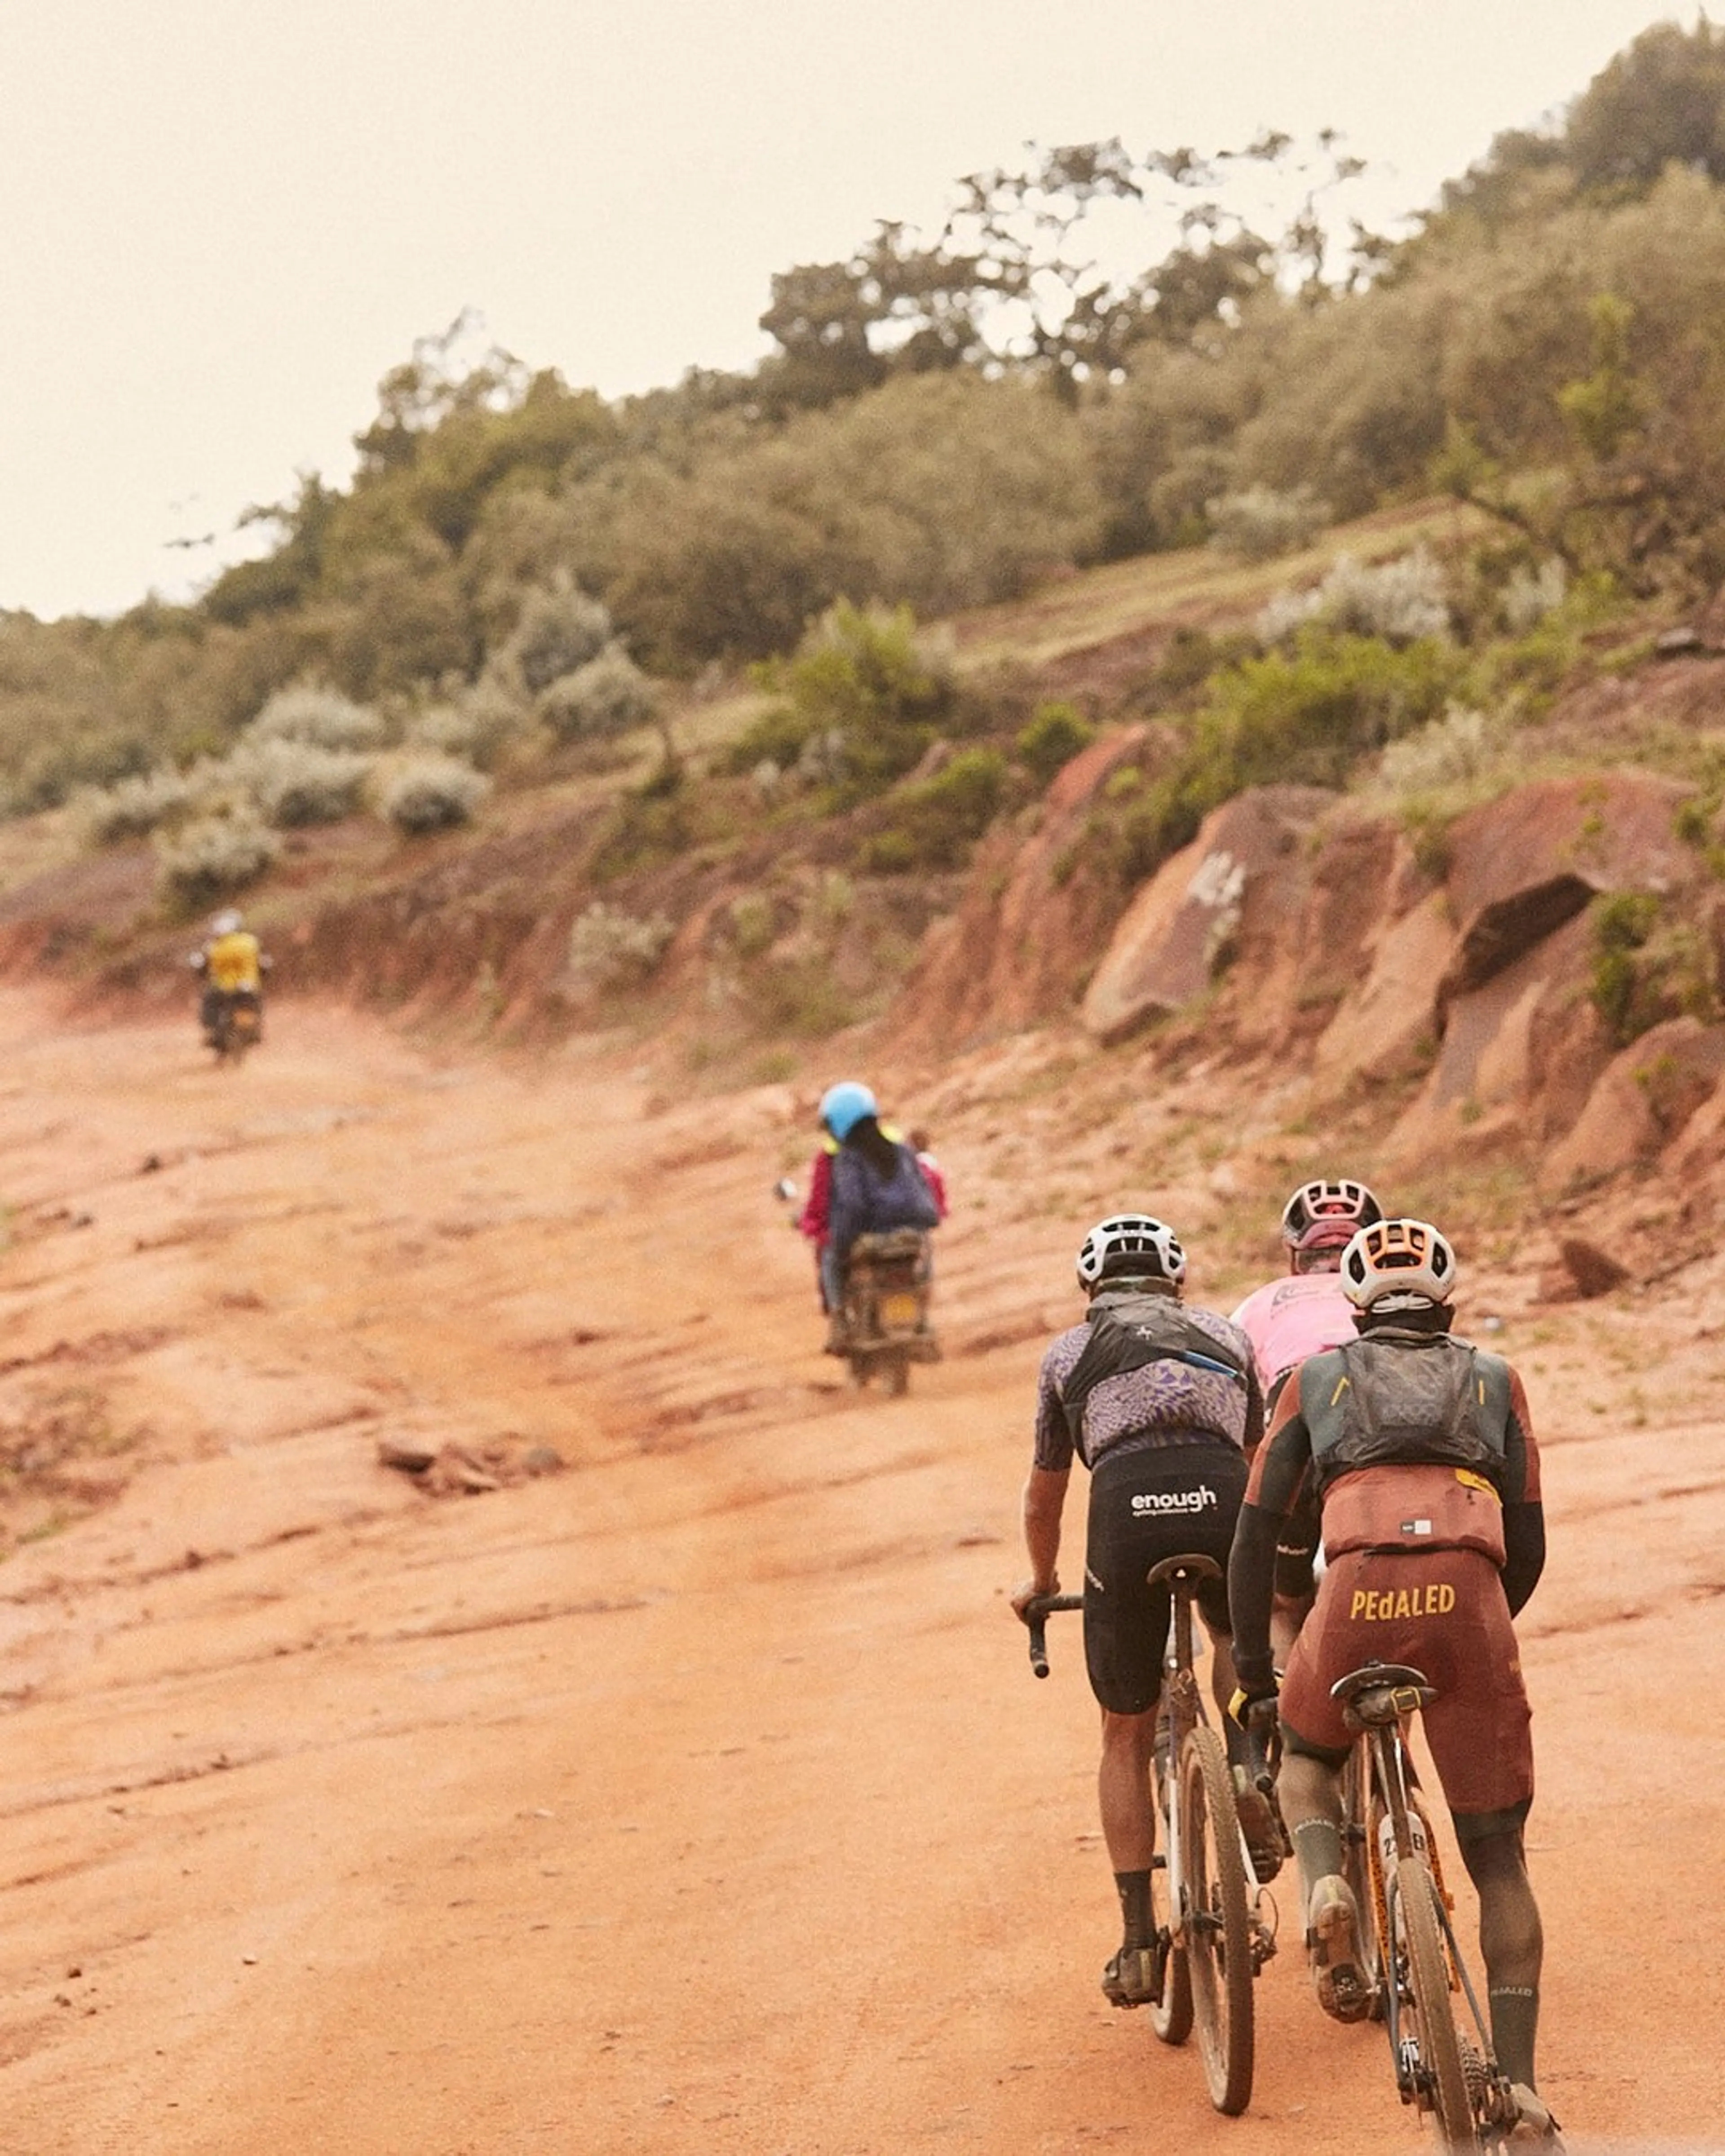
[1230,1180,1382,1659]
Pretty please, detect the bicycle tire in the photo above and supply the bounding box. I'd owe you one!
[1150,1767,1193,2046]
[1395,1855,1475,2151]
[1180,1724,1254,2115]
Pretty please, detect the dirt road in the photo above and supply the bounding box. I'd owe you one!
[0,986,1716,2153]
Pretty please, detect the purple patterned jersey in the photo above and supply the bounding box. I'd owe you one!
[1033,1301,1257,1471]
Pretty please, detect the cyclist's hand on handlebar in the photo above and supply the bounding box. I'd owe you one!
[1011,1575,1058,1621]
[1227,1675,1281,1731]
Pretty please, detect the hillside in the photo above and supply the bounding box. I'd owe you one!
[0,474,1724,2152]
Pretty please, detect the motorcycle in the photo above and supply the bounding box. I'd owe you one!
[203,990,263,1065]
[837,1228,940,1396]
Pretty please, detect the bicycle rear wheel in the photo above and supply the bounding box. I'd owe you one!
[1341,1748,1385,2013]
[1180,1724,1254,2115]
[1394,1855,1475,2151]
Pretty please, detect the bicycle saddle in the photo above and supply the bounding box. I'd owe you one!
[1331,1661,1435,1726]
[1145,1553,1224,1589]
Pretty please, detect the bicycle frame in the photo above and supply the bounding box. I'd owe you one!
[1336,1662,1514,2148]
[1024,1555,1278,2116]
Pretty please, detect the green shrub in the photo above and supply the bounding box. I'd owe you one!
[375,754,491,835]
[1015,702,1097,785]
[1589,889,1713,1045]
[857,828,917,875]
[738,600,957,801]
[154,810,280,910]
[860,747,1008,872]
[1093,628,1466,889]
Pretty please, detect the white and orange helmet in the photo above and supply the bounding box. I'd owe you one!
[1340,1218,1457,1312]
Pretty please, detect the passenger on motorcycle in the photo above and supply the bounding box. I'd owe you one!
[1010,1214,1276,2012]
[190,910,270,1041]
[1227,1219,1561,2145]
[823,1087,939,1351]
[1230,1179,1383,1660]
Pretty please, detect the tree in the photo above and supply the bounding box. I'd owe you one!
[1566,19,1725,193]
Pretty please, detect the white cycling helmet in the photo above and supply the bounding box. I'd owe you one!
[1075,1214,1186,1291]
[1282,1177,1382,1252]
[1340,1218,1456,1312]
[210,910,243,937]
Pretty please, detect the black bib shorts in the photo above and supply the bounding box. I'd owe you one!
[1082,1438,1248,1716]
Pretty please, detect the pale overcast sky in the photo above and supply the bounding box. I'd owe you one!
[0,0,1704,621]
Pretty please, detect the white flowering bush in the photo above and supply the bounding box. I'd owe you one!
[1258,547,1451,648]
[566,901,674,991]
[1502,557,1569,634]
[374,754,491,835]
[230,737,372,828]
[536,643,659,742]
[1379,704,1496,793]
[499,582,612,695]
[247,684,385,752]
[1207,485,1330,561]
[154,810,280,909]
[80,768,194,843]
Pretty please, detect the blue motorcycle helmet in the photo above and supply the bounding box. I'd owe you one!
[818,1080,877,1140]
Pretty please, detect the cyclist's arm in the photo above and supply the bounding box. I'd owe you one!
[1228,1379,1312,1685]
[1499,1366,1545,1616]
[1019,1464,1069,1596]
[1242,1361,1265,1455]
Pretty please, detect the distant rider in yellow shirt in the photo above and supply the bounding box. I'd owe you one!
[190,910,270,1042]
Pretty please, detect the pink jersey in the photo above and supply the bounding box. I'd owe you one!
[1229,1274,1357,1396]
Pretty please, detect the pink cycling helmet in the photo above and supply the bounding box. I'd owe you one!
[1281,1177,1382,1253]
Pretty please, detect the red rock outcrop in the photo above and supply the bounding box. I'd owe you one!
[891,725,1155,1049]
[1079,786,1336,1046]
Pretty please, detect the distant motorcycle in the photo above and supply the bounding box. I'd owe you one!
[203,990,263,1065]
[838,1228,940,1396]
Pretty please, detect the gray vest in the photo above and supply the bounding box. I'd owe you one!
[1303,1330,1511,1495]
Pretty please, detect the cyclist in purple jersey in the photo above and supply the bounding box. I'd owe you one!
[1011,1213,1274,2010]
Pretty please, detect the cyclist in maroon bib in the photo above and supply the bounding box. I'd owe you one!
[1228,1219,1561,2147]
[1011,1213,1273,2012]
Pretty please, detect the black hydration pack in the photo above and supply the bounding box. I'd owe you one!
[1060,1291,1251,1462]
[1306,1330,1509,1495]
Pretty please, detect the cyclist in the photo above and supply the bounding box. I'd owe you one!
[1227,1219,1561,2146]
[1230,1179,1383,1660]
[190,909,270,1041]
[823,1088,940,1352]
[1010,1214,1274,2012]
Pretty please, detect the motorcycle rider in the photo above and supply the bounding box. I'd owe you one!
[190,909,270,1043]
[823,1090,939,1351]
[1227,1219,1560,2146]
[1010,1214,1276,2011]
[1230,1179,1383,1660]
